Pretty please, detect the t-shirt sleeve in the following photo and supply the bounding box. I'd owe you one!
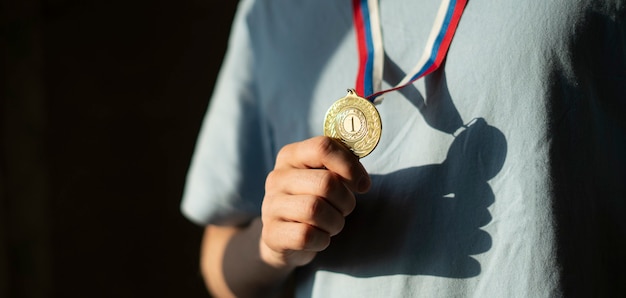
[180,0,267,226]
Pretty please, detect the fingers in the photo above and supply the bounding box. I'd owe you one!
[262,219,332,253]
[275,136,371,193]
[265,168,356,216]
[263,194,346,236]
[259,221,327,268]
[260,136,371,268]
[260,199,336,267]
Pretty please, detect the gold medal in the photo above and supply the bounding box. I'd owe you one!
[323,89,382,158]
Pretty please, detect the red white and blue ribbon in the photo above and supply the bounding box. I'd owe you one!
[352,0,468,102]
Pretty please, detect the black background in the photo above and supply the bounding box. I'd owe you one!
[1,0,238,297]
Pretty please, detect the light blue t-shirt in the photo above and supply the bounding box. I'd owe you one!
[182,0,626,296]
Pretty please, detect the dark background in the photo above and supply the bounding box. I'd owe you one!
[1,0,239,297]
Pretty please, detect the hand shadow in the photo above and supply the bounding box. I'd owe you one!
[309,56,508,278]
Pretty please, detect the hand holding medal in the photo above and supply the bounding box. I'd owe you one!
[261,0,467,275]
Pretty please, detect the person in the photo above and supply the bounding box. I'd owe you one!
[181,0,626,297]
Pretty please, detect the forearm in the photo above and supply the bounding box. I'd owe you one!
[201,218,295,298]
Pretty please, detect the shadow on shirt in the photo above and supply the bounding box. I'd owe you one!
[309,60,508,278]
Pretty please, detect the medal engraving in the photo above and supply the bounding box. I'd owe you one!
[324,89,382,158]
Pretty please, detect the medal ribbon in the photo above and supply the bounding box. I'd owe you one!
[352,0,467,102]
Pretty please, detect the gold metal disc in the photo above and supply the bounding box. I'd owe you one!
[323,89,382,158]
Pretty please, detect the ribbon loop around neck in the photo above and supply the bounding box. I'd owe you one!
[352,0,468,102]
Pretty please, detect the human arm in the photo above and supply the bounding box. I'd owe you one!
[200,136,371,297]
[201,219,291,298]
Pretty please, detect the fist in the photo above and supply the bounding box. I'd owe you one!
[260,136,370,268]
